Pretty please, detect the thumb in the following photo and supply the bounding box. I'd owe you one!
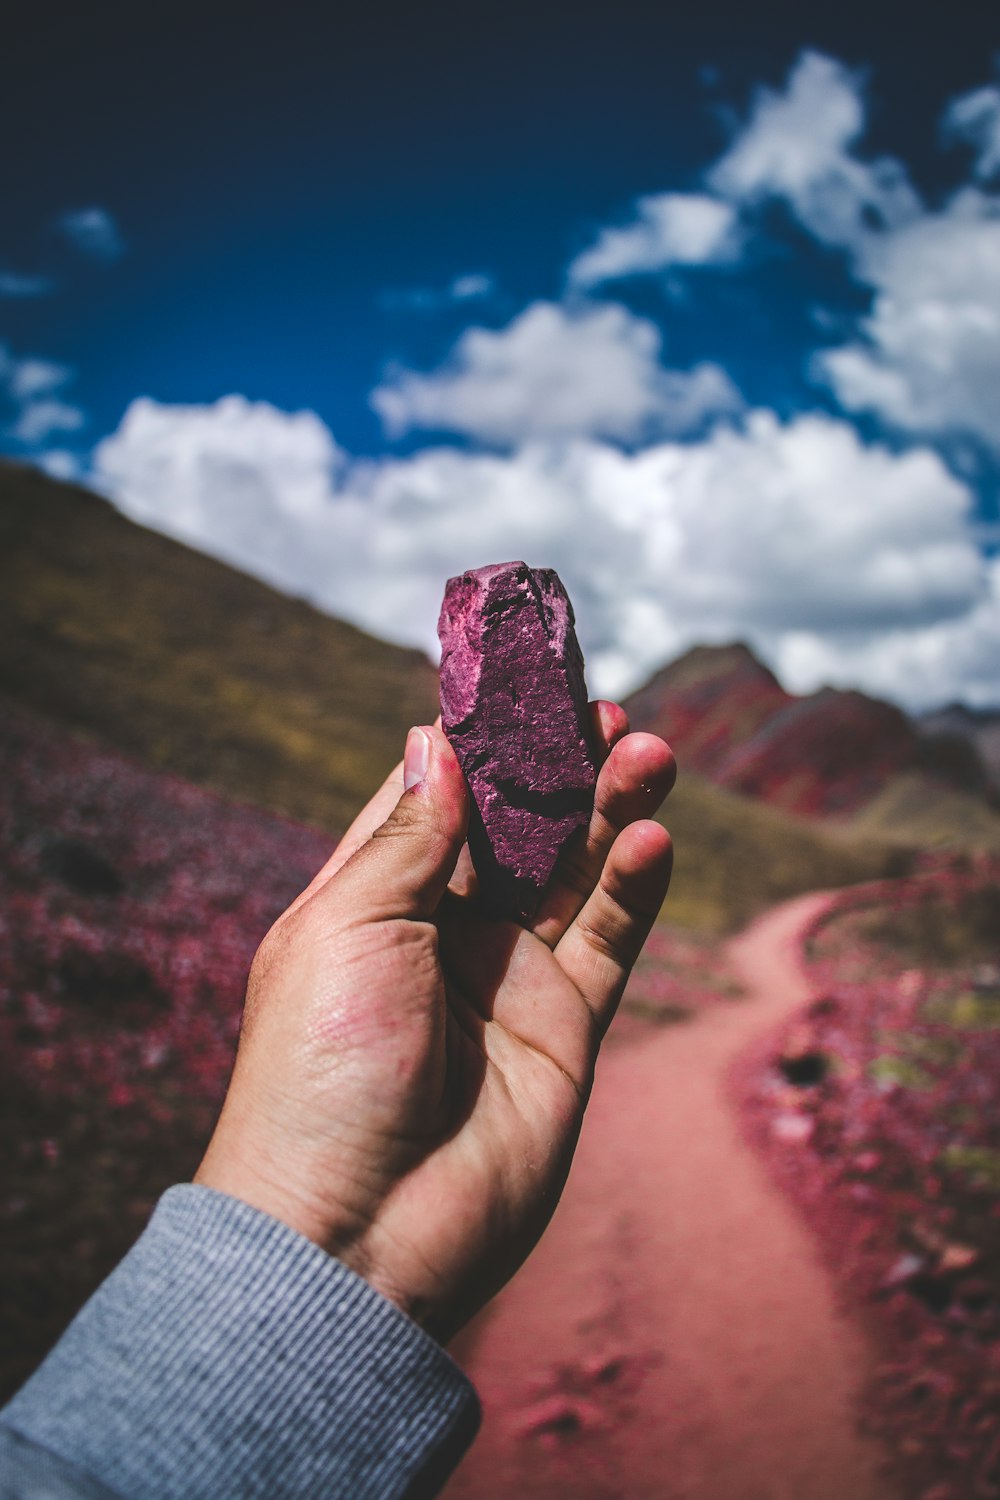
[330,725,470,922]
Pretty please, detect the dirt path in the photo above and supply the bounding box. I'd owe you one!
[446,894,899,1500]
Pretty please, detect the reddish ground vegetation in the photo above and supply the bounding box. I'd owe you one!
[0,699,334,1401]
[739,860,1000,1500]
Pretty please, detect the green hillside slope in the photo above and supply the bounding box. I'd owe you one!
[659,775,894,933]
[0,462,438,830]
[848,772,1000,854]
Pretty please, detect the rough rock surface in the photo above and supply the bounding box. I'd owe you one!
[438,561,597,921]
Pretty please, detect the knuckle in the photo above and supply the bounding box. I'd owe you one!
[372,805,457,873]
[576,910,622,965]
[373,799,426,842]
[378,918,443,996]
[606,861,664,926]
[390,917,440,966]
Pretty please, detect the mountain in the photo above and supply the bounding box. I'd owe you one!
[0,462,903,932]
[624,642,998,825]
[918,703,1000,801]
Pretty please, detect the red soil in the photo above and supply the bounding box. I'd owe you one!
[446,897,899,1500]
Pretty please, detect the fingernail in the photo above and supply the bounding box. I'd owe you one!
[404,726,431,791]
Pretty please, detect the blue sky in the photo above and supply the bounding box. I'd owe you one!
[3,0,999,710]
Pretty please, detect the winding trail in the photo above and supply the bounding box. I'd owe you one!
[446,894,899,1500]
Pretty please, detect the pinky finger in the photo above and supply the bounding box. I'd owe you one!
[553,820,673,1036]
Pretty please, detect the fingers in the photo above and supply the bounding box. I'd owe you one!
[446,700,631,909]
[326,725,470,922]
[532,727,676,948]
[591,698,630,759]
[554,820,673,1035]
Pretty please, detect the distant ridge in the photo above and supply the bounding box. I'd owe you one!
[624,642,997,823]
[918,703,1000,801]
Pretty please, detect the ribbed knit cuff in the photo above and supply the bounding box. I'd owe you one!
[2,1185,480,1499]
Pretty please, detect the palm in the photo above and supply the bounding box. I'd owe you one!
[365,903,596,1338]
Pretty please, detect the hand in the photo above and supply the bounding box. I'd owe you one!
[195,704,675,1342]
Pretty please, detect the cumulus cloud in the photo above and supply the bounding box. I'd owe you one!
[706,51,1000,454]
[813,188,1000,448]
[709,50,920,248]
[944,83,1000,181]
[567,193,742,288]
[93,395,989,710]
[36,450,84,481]
[563,51,914,293]
[94,395,343,587]
[56,207,125,262]
[371,300,743,445]
[774,554,1000,711]
[6,357,72,402]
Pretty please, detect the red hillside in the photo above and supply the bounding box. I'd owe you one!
[625,644,929,818]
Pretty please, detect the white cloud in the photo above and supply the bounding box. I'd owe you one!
[944,84,1000,181]
[0,343,83,447]
[92,395,991,710]
[707,52,1000,454]
[567,193,742,288]
[7,357,72,402]
[774,554,1000,711]
[709,50,920,248]
[94,395,344,587]
[36,450,84,481]
[57,207,125,262]
[371,300,743,445]
[0,270,53,298]
[814,187,1000,449]
[10,399,86,445]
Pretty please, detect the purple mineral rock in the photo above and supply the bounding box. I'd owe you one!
[438,561,597,922]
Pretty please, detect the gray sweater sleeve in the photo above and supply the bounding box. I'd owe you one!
[0,1185,480,1499]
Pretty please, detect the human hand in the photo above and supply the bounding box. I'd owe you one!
[195,705,675,1342]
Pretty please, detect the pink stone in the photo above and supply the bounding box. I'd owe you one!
[438,561,597,921]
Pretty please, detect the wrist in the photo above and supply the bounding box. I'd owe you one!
[195,1132,360,1265]
[193,1138,436,1335]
